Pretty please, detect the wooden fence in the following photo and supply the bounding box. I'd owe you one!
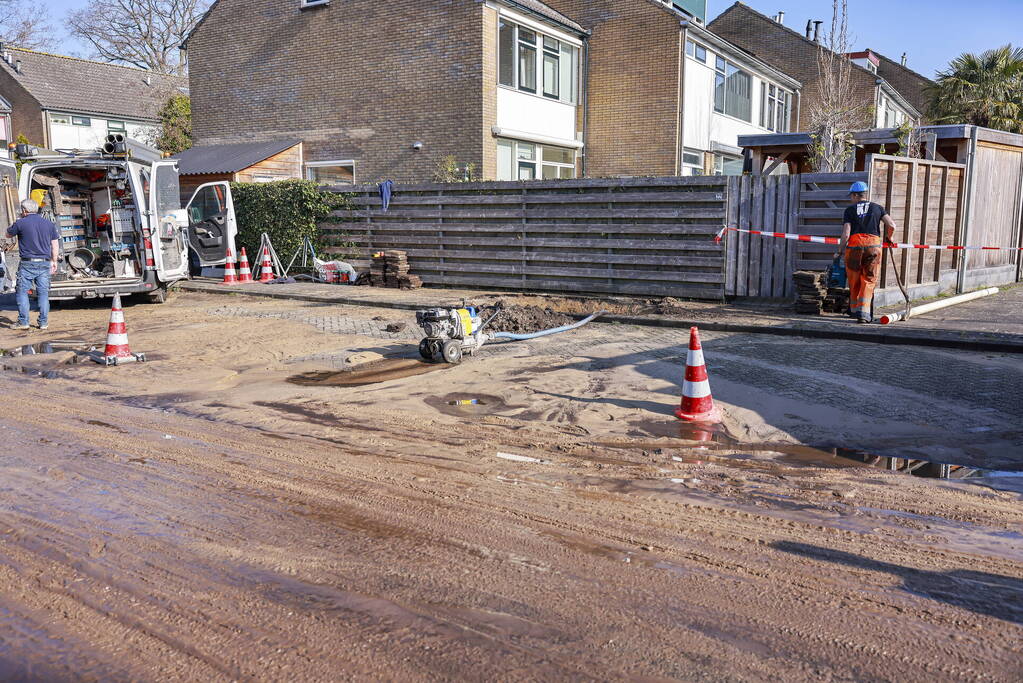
[868,155,966,294]
[724,172,868,297]
[323,176,728,299]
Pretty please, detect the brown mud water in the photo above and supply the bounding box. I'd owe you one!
[424,393,523,417]
[288,358,448,387]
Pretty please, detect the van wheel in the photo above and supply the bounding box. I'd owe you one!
[146,287,168,304]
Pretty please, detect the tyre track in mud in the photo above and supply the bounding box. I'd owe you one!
[1,372,1021,680]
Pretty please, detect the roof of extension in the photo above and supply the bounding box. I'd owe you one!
[173,139,302,175]
[870,50,934,115]
[503,0,585,33]
[0,47,186,121]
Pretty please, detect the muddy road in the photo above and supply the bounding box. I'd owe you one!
[0,291,1021,681]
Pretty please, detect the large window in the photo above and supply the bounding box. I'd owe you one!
[306,160,355,185]
[497,18,578,104]
[760,84,791,133]
[714,57,752,122]
[685,40,707,63]
[497,138,576,181]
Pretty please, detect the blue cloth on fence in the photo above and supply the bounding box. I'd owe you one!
[378,180,394,212]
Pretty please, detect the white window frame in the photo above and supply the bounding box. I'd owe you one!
[760,83,791,133]
[305,159,355,184]
[107,120,126,132]
[300,0,329,8]
[71,115,91,127]
[685,40,707,64]
[713,57,753,123]
[497,138,576,181]
[49,114,70,125]
[497,14,580,105]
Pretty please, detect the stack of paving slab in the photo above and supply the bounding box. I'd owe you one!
[370,251,422,289]
[823,287,850,314]
[792,271,826,315]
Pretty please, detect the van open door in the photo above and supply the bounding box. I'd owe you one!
[0,157,18,292]
[185,181,237,266]
[148,160,189,281]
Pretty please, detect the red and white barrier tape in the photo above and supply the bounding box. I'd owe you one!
[714,226,1023,251]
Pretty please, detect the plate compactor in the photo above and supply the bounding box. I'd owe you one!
[415,302,504,364]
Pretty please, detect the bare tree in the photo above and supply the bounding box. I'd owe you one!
[807,0,872,172]
[67,0,212,74]
[0,0,55,50]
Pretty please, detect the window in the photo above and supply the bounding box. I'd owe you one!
[685,40,707,63]
[760,84,791,133]
[498,20,515,86]
[497,19,579,104]
[49,114,70,125]
[107,120,126,132]
[306,161,355,185]
[714,58,752,122]
[713,153,744,176]
[542,36,560,99]
[153,163,181,216]
[682,148,703,169]
[518,28,537,93]
[497,138,576,181]
[188,184,226,224]
[71,116,91,127]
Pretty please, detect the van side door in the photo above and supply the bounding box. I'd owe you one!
[185,182,237,266]
[148,160,189,281]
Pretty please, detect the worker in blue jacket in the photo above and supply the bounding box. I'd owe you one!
[6,198,59,330]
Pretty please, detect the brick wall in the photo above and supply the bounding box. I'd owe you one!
[188,0,486,184]
[709,3,876,131]
[544,0,682,177]
[0,68,45,145]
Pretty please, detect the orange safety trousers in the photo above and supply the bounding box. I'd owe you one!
[845,233,882,316]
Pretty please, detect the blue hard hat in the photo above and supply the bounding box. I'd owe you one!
[849,181,869,194]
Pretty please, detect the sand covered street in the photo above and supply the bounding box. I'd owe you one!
[0,290,1021,680]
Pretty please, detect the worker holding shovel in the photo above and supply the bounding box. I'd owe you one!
[839,182,897,323]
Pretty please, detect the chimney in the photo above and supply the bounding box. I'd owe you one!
[144,74,152,86]
[14,59,22,74]
[805,19,813,39]
[901,52,908,66]
[776,11,785,24]
[813,21,823,42]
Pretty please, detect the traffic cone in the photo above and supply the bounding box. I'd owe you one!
[675,326,722,423]
[237,248,253,283]
[222,249,238,284]
[92,293,145,365]
[258,246,275,283]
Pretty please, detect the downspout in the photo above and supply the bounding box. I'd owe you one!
[794,89,802,136]
[40,110,50,149]
[580,37,589,177]
[678,21,689,176]
[956,125,980,293]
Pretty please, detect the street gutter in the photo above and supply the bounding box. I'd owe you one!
[175,281,1023,354]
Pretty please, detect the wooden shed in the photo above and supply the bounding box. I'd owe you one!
[174,139,303,200]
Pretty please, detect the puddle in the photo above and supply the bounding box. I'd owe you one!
[612,421,1000,482]
[287,358,447,387]
[424,393,521,417]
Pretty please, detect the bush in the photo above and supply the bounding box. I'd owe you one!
[229,180,351,265]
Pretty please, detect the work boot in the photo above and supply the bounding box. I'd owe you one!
[13,323,30,330]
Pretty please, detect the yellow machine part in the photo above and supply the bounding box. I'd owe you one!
[457,308,474,337]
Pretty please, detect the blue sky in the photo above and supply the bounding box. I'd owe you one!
[44,0,1023,78]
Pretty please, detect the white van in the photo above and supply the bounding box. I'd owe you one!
[0,139,236,303]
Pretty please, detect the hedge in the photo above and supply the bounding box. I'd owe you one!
[229,180,352,266]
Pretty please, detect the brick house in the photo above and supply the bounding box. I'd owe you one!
[185,0,803,181]
[0,46,185,152]
[708,3,923,131]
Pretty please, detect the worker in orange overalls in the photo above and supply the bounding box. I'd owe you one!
[839,182,898,323]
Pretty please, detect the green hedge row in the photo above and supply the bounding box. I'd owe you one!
[229,180,352,265]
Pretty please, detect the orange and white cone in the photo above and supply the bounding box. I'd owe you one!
[222,248,238,284]
[237,247,253,283]
[258,246,275,283]
[103,293,133,359]
[675,326,722,423]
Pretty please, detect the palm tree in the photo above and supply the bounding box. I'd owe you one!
[928,45,1023,133]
